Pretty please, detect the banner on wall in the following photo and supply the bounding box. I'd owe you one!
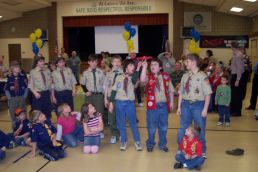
[200,35,249,48]
[184,12,211,32]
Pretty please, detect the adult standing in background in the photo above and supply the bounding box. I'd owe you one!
[242,48,252,100]
[170,62,185,96]
[246,62,258,110]
[200,50,216,71]
[158,51,175,75]
[68,51,81,84]
[60,48,69,61]
[230,45,245,116]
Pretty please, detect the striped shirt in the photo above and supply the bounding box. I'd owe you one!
[85,113,102,136]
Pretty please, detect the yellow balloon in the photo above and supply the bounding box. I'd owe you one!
[123,31,130,41]
[29,33,36,42]
[36,39,43,48]
[190,40,195,46]
[195,47,202,54]
[35,28,42,38]
[189,46,195,53]
[127,39,134,47]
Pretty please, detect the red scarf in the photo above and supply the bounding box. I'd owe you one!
[146,72,171,112]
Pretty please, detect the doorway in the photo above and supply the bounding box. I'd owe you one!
[8,44,21,63]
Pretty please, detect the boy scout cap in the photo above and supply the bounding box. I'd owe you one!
[15,108,25,116]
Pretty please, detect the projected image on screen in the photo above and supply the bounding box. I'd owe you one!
[95,26,139,54]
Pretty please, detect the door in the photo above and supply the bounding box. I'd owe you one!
[8,44,21,63]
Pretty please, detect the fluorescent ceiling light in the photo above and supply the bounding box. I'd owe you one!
[0,16,2,18]
[244,0,257,2]
[230,7,243,12]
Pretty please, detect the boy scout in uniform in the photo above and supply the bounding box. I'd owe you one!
[109,59,142,151]
[177,53,212,158]
[29,57,53,119]
[5,61,28,128]
[52,57,77,111]
[81,54,105,115]
[104,55,123,144]
[140,59,174,152]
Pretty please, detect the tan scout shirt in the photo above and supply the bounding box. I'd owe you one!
[29,67,52,92]
[52,67,77,91]
[179,70,212,101]
[81,68,105,93]
[104,68,123,97]
[112,74,135,101]
[155,74,174,103]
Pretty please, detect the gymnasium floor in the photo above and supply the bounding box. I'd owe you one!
[0,83,257,172]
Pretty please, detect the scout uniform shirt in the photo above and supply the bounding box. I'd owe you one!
[29,67,52,92]
[5,73,28,97]
[52,67,77,91]
[31,121,57,149]
[111,73,136,101]
[145,73,174,110]
[81,68,105,93]
[104,68,123,98]
[179,70,212,101]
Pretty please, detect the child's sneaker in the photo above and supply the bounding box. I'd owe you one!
[174,162,183,169]
[225,122,230,127]
[183,163,188,168]
[216,122,223,126]
[202,153,207,159]
[109,136,117,144]
[138,103,143,107]
[120,142,127,151]
[134,141,142,151]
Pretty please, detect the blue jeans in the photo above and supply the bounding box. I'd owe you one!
[0,150,5,160]
[146,102,168,149]
[63,124,84,147]
[115,100,141,143]
[218,105,230,123]
[177,100,207,153]
[175,152,205,170]
[84,135,101,146]
[208,93,215,112]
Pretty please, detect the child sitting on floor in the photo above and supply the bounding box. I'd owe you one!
[81,103,103,154]
[13,108,31,146]
[56,103,84,147]
[29,110,66,161]
[174,124,205,170]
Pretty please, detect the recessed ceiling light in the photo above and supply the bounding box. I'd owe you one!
[244,0,257,2]
[0,16,2,18]
[230,7,243,12]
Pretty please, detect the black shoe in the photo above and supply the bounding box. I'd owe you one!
[195,166,202,171]
[160,146,169,152]
[147,147,153,152]
[246,106,255,110]
[226,148,244,156]
[174,162,183,169]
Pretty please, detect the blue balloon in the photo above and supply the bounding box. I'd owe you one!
[130,28,136,37]
[193,30,200,42]
[190,29,195,38]
[124,22,131,31]
[32,42,39,54]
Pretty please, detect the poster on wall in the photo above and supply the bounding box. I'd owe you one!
[200,35,249,48]
[184,12,211,32]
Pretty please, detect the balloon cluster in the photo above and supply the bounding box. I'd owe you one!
[122,22,136,53]
[29,28,44,55]
[188,28,201,54]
